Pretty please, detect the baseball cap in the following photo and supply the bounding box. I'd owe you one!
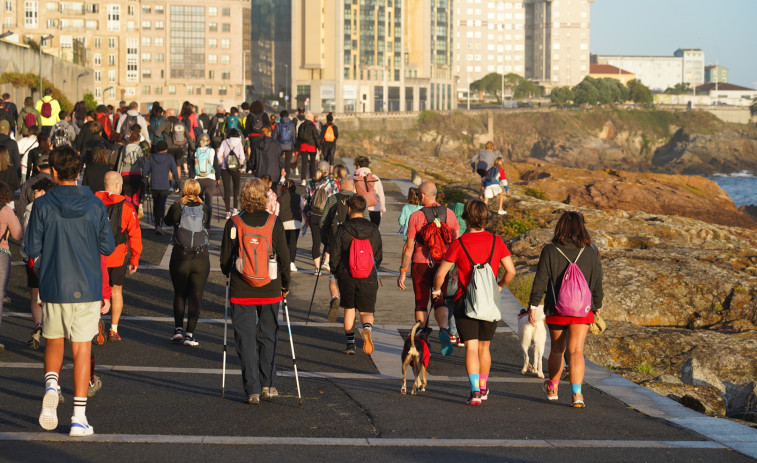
[0,120,9,133]
[37,154,50,168]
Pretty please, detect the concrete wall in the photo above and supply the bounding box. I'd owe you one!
[0,40,94,107]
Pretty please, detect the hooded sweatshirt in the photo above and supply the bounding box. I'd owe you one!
[251,136,284,183]
[143,151,180,191]
[34,95,61,127]
[95,191,142,268]
[24,185,115,303]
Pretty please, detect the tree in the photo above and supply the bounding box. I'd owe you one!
[664,82,691,95]
[470,73,506,102]
[470,72,542,102]
[83,92,97,111]
[550,86,574,105]
[571,77,629,106]
[627,79,653,105]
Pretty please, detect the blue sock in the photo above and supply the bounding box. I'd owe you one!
[468,374,480,392]
[571,384,582,395]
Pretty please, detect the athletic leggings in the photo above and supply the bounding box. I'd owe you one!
[121,173,143,207]
[197,178,216,227]
[169,247,210,334]
[285,229,299,264]
[152,189,170,228]
[309,213,322,260]
[300,150,317,181]
[221,169,241,211]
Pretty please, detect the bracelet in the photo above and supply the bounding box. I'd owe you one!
[400,268,407,273]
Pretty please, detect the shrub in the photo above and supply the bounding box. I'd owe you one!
[634,361,656,374]
[418,110,439,124]
[507,274,535,309]
[441,187,467,206]
[491,216,540,239]
[524,187,547,200]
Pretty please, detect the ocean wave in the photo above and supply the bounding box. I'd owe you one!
[712,170,755,178]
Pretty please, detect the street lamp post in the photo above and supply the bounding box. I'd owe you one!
[38,34,54,97]
[76,70,89,101]
[103,87,114,103]
[284,64,289,110]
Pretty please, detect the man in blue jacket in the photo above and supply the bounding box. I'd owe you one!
[25,145,115,437]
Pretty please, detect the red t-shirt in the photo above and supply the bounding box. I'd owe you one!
[444,231,511,300]
[406,203,460,264]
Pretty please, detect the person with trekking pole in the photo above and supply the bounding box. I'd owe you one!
[220,178,291,405]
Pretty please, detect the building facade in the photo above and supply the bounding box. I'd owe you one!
[593,49,705,93]
[588,64,634,85]
[254,0,455,114]
[705,64,728,84]
[0,0,250,111]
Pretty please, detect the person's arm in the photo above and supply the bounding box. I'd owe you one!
[397,237,414,289]
[125,203,142,270]
[6,209,23,241]
[273,219,290,293]
[319,196,336,228]
[164,202,182,227]
[375,178,386,214]
[216,142,226,166]
[498,255,516,289]
[447,209,461,240]
[432,260,454,298]
[329,225,343,275]
[24,200,42,259]
[372,227,383,269]
[139,118,150,145]
[219,218,236,276]
[142,157,152,177]
[528,245,552,308]
[333,125,339,141]
[590,245,604,312]
[170,158,180,187]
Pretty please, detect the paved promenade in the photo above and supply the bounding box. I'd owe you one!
[0,171,755,462]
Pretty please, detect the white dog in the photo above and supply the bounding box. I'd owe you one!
[518,305,547,379]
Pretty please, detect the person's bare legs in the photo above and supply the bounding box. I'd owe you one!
[548,328,568,382]
[70,341,91,398]
[110,285,123,329]
[329,280,339,298]
[498,192,504,211]
[30,288,41,323]
[567,324,589,403]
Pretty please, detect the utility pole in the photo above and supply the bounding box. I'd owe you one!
[38,35,54,96]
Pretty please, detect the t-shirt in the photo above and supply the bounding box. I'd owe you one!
[406,202,460,264]
[443,231,511,300]
[484,167,506,187]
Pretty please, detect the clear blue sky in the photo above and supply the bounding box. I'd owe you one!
[591,0,757,88]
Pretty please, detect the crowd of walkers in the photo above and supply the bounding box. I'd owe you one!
[0,91,603,435]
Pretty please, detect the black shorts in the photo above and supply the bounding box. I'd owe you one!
[108,264,128,287]
[26,264,39,289]
[337,273,378,314]
[453,297,497,342]
[547,323,590,330]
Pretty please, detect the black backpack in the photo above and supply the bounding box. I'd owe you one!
[120,115,138,136]
[249,113,264,134]
[106,199,130,246]
[321,192,351,245]
[212,115,226,141]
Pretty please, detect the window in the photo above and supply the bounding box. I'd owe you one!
[127,21,134,31]
[86,3,99,13]
[155,53,164,63]
[108,70,115,83]
[94,70,101,82]
[209,23,217,32]
[127,5,134,16]
[45,2,55,11]
[94,38,101,48]
[208,55,217,64]
[208,70,215,79]
[93,54,101,66]
[187,86,194,95]
[86,20,97,29]
[60,36,73,48]
[108,37,116,49]
[107,4,120,31]
[208,7,217,16]
[155,37,164,46]
[221,55,230,64]
[142,69,151,78]
[205,87,212,95]
[221,71,230,80]
[142,5,151,14]
[168,86,176,95]
[142,53,151,62]
[222,7,230,16]
[154,20,164,29]
[94,88,101,99]
[221,39,230,49]
[108,54,115,66]
[219,86,227,95]
[126,37,138,81]
[208,39,217,48]
[155,5,163,14]
[155,85,162,95]
[46,19,55,28]
[142,85,150,95]
[124,88,135,97]
[25,1,39,29]
[142,20,150,29]
[141,37,150,47]
[222,23,230,32]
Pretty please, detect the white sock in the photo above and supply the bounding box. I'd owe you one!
[44,372,59,392]
[73,397,87,420]
[110,324,118,333]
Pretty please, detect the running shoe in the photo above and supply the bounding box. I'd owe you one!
[94,319,106,345]
[321,262,330,274]
[107,330,121,342]
[497,209,507,215]
[57,386,64,404]
[183,335,199,347]
[247,394,260,405]
[170,328,184,342]
[38,387,59,431]
[572,394,585,408]
[448,333,457,344]
[261,387,279,399]
[466,391,482,406]
[362,330,374,355]
[439,329,454,356]
[327,297,340,322]
[343,343,356,355]
[87,376,102,398]
[542,380,559,401]
[28,324,42,350]
[480,387,490,401]
[69,417,94,437]
[290,262,298,272]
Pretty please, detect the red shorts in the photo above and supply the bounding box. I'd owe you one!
[411,262,448,312]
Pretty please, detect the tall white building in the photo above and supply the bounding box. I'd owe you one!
[593,49,705,92]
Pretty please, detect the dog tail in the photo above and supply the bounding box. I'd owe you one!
[409,320,422,350]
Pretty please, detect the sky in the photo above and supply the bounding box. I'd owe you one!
[591,0,757,88]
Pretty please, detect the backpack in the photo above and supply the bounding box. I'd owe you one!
[417,206,453,262]
[248,113,264,134]
[310,182,329,215]
[294,117,305,140]
[51,123,72,148]
[460,234,502,322]
[120,114,138,136]
[225,145,240,172]
[194,147,214,177]
[119,142,143,173]
[550,246,593,317]
[323,125,336,143]
[24,111,37,128]
[106,199,129,246]
[213,115,226,141]
[322,192,350,245]
[149,116,164,143]
[348,232,374,279]
[354,173,379,207]
[225,115,240,132]
[106,144,120,170]
[40,100,53,118]
[278,121,293,145]
[232,213,277,287]
[175,204,208,250]
[171,120,188,147]
[484,166,500,185]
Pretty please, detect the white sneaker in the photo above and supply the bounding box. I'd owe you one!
[183,335,199,347]
[321,262,330,274]
[170,328,184,342]
[295,168,299,176]
[39,387,59,431]
[301,180,307,186]
[69,416,94,437]
[497,209,507,215]
[290,263,298,272]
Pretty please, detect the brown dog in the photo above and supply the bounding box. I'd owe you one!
[401,321,430,395]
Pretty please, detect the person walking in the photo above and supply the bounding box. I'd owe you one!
[272,110,297,175]
[397,182,460,355]
[147,105,165,146]
[114,102,150,145]
[25,145,116,437]
[216,128,246,219]
[0,145,20,193]
[81,145,112,194]
[330,194,382,355]
[17,97,41,138]
[164,179,211,347]
[193,134,216,231]
[155,108,190,180]
[251,126,285,184]
[95,172,142,343]
[296,112,321,185]
[220,178,291,404]
[243,101,269,171]
[0,181,23,350]
[527,210,603,408]
[432,199,516,405]
[1,93,18,136]
[118,125,147,212]
[320,113,339,172]
[398,187,423,240]
[304,160,339,273]
[142,141,180,234]
[34,88,61,137]
[0,120,20,184]
[277,179,302,272]
[352,156,386,226]
[18,125,40,180]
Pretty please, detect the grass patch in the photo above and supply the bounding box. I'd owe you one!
[634,361,657,375]
[418,110,440,124]
[524,187,547,200]
[507,274,535,309]
[440,187,468,206]
[491,216,541,239]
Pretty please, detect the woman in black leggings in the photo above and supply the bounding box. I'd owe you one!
[216,129,246,218]
[276,179,302,271]
[164,179,211,346]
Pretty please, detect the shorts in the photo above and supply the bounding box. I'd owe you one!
[476,168,487,178]
[484,184,503,199]
[411,262,448,312]
[26,264,39,289]
[42,301,101,342]
[108,264,128,287]
[453,297,497,342]
[337,274,378,313]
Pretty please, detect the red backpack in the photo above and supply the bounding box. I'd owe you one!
[354,173,379,207]
[40,101,53,118]
[417,206,453,263]
[24,112,37,128]
[232,214,276,287]
[348,234,374,279]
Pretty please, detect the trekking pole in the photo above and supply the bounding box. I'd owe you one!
[282,298,303,407]
[305,247,327,325]
[221,275,230,398]
[215,181,223,221]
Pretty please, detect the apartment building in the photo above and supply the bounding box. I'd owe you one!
[705,65,728,84]
[593,49,705,92]
[0,0,250,111]
[454,0,592,94]
[253,0,456,114]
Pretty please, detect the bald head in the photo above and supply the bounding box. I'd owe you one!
[165,108,176,117]
[104,171,123,194]
[419,182,437,205]
[340,178,355,192]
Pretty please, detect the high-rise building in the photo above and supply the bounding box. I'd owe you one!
[454,0,592,94]
[254,0,456,113]
[0,1,251,110]
[704,65,728,84]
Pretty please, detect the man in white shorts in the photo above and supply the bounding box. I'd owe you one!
[25,145,115,437]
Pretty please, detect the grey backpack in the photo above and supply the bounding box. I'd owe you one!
[460,234,502,322]
[174,204,208,249]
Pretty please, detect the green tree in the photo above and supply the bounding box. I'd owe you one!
[550,86,574,104]
[471,72,506,102]
[83,92,97,111]
[571,77,629,105]
[627,79,653,104]
[470,72,542,101]
[664,82,691,95]
[572,77,601,105]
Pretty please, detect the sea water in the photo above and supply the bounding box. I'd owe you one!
[711,171,757,207]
